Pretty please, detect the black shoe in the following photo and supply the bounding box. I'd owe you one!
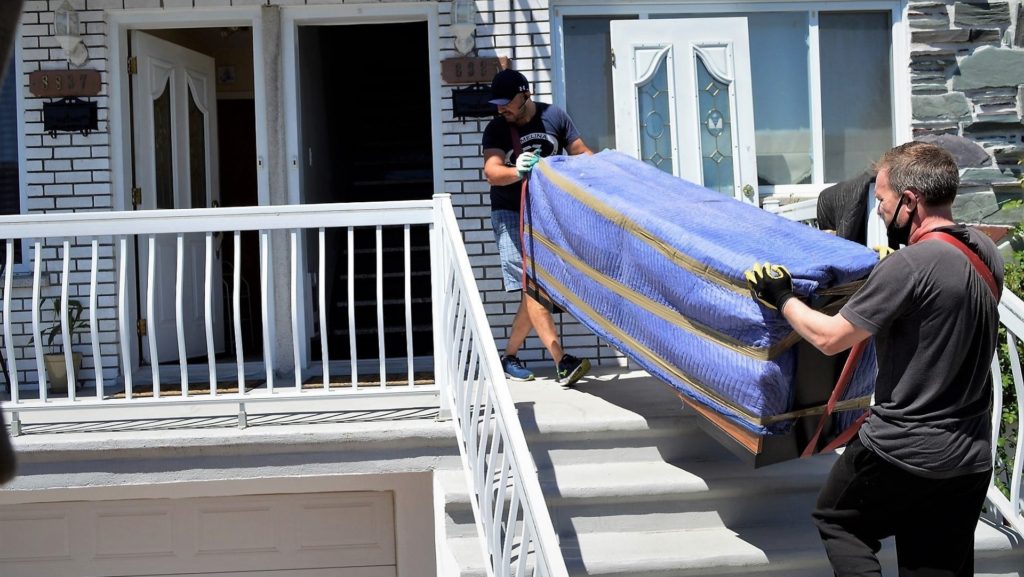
[556,354,591,386]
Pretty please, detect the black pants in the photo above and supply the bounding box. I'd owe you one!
[811,437,990,577]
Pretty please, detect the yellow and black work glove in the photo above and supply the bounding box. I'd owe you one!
[871,245,895,261]
[744,263,796,311]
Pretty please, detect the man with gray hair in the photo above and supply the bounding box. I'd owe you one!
[746,141,1002,575]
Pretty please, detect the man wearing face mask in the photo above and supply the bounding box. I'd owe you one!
[745,142,1002,576]
[481,69,594,385]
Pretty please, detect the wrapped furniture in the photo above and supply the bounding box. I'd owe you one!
[523,150,879,466]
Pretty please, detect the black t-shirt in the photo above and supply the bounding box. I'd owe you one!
[481,102,581,212]
[840,225,1003,478]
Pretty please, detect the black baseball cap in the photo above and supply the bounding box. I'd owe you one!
[489,69,530,106]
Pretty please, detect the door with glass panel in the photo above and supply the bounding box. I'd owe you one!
[611,18,758,203]
[131,31,223,365]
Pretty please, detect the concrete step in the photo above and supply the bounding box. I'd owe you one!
[560,518,1024,577]
[447,517,1024,577]
[441,452,837,533]
[510,368,735,465]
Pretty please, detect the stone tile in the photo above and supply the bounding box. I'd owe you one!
[912,28,1001,44]
[953,1,1010,28]
[953,46,1024,90]
[963,119,1024,134]
[912,83,950,95]
[1015,5,1024,47]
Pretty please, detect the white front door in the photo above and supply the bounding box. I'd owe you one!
[131,31,223,366]
[611,18,758,203]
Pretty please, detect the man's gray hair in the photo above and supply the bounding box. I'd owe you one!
[875,141,959,207]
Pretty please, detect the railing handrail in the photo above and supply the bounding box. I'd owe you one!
[434,193,570,577]
[0,201,435,239]
[992,287,1024,534]
[1,200,440,416]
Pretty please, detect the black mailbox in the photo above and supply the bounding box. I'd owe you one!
[43,97,98,137]
[452,84,496,121]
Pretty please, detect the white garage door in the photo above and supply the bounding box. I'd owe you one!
[0,491,396,577]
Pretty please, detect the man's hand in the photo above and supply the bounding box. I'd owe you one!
[871,245,895,260]
[515,151,539,177]
[745,263,796,311]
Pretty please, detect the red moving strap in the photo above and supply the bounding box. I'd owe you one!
[801,339,869,457]
[917,231,1000,303]
[509,124,531,292]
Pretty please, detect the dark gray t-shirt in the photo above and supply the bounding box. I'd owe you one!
[482,102,581,212]
[840,225,1003,478]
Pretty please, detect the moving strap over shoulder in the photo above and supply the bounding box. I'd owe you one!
[917,230,1000,303]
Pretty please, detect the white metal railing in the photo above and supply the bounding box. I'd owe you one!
[990,288,1024,534]
[433,195,569,577]
[0,201,438,431]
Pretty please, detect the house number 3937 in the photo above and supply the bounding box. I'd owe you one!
[441,57,504,85]
[29,69,102,97]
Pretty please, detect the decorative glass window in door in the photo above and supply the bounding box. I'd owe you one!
[695,50,734,195]
[153,81,174,210]
[636,48,674,174]
[187,87,207,210]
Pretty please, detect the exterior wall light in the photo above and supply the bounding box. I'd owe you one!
[54,0,89,67]
[451,0,477,55]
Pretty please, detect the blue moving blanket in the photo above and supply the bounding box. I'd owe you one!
[524,150,878,435]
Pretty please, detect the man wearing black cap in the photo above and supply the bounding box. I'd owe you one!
[481,69,593,385]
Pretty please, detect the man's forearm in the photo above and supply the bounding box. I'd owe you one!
[780,298,869,356]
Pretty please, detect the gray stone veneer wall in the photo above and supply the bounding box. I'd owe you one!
[910,0,1024,224]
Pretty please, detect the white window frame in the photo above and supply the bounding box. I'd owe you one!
[551,0,912,200]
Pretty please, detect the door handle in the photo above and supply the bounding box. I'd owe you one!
[742,184,755,200]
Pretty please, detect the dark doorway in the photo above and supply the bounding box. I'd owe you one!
[217,98,262,358]
[298,22,434,373]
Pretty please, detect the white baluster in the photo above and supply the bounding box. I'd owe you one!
[175,233,188,395]
[376,225,385,387]
[4,240,18,402]
[31,241,46,401]
[291,229,301,390]
[347,227,357,389]
[147,234,160,395]
[260,230,274,391]
[404,224,413,386]
[118,236,132,398]
[89,239,103,397]
[233,231,244,392]
[205,232,217,394]
[318,228,328,389]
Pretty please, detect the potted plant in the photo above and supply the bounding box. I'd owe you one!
[32,297,89,393]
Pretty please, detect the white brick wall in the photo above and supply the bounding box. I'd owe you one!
[5,0,121,390]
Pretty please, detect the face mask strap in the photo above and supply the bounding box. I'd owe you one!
[887,193,907,231]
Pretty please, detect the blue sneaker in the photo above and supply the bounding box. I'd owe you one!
[556,354,591,386]
[501,355,535,381]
